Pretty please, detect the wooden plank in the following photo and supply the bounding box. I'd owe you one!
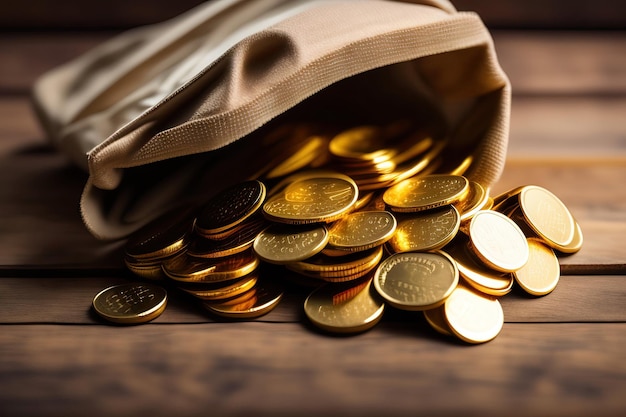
[1,322,624,417]
[1,31,625,94]
[1,275,624,324]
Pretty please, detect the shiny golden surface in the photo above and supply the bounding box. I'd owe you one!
[188,215,266,258]
[446,237,514,296]
[92,283,167,324]
[327,210,397,252]
[444,285,503,344]
[373,251,458,311]
[329,125,395,162]
[388,205,459,252]
[263,173,358,224]
[383,174,468,212]
[304,280,385,334]
[468,210,529,272]
[204,281,283,319]
[517,185,576,250]
[180,274,259,300]
[558,218,584,254]
[423,305,453,336]
[163,250,259,282]
[513,239,560,296]
[253,224,329,264]
[455,181,488,222]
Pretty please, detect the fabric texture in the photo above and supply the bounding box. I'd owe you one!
[32,0,510,240]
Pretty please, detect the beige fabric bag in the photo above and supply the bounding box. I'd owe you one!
[33,0,510,240]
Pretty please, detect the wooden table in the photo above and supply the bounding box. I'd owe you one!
[1,27,625,417]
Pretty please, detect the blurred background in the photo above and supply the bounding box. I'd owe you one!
[0,0,625,30]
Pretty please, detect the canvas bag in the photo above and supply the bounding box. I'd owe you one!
[32,0,510,240]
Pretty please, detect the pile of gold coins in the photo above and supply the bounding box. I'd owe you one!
[93,122,582,344]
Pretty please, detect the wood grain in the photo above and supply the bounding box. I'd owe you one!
[1,275,624,324]
[1,322,624,417]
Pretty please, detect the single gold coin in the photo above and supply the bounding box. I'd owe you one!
[383,174,468,213]
[558,217,583,254]
[195,180,266,235]
[513,239,560,296]
[263,172,358,224]
[92,283,167,324]
[163,249,259,282]
[179,273,259,300]
[204,280,283,319]
[124,207,194,261]
[373,251,458,311]
[327,210,397,252]
[388,205,460,252]
[444,284,504,344]
[423,305,453,336]
[454,181,488,222]
[516,185,576,251]
[304,279,385,334]
[446,236,514,296]
[467,210,529,273]
[253,224,329,264]
[329,125,396,162]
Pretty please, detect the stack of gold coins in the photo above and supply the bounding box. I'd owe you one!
[113,121,582,342]
[123,208,195,280]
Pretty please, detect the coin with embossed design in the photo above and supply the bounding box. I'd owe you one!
[262,172,358,224]
[253,224,329,264]
[304,279,385,334]
[383,174,468,213]
[515,185,576,251]
[388,205,460,253]
[195,180,266,236]
[92,283,167,324]
[327,210,396,253]
[373,251,458,311]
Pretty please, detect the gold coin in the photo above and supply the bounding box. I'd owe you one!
[467,210,529,273]
[444,284,503,344]
[124,207,194,261]
[290,246,383,274]
[327,211,397,252]
[517,185,576,250]
[446,235,514,296]
[373,251,458,311]
[253,224,329,264]
[163,249,259,282]
[304,279,385,334]
[188,215,267,258]
[558,217,583,254]
[454,181,488,222]
[329,126,396,162]
[204,280,283,319]
[179,273,258,300]
[262,172,358,224]
[124,257,165,280]
[383,174,468,213]
[388,205,460,252]
[423,305,453,336]
[513,239,560,296]
[92,283,167,324]
[265,135,329,179]
[195,180,266,236]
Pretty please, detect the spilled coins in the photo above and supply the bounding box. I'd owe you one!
[92,121,582,344]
